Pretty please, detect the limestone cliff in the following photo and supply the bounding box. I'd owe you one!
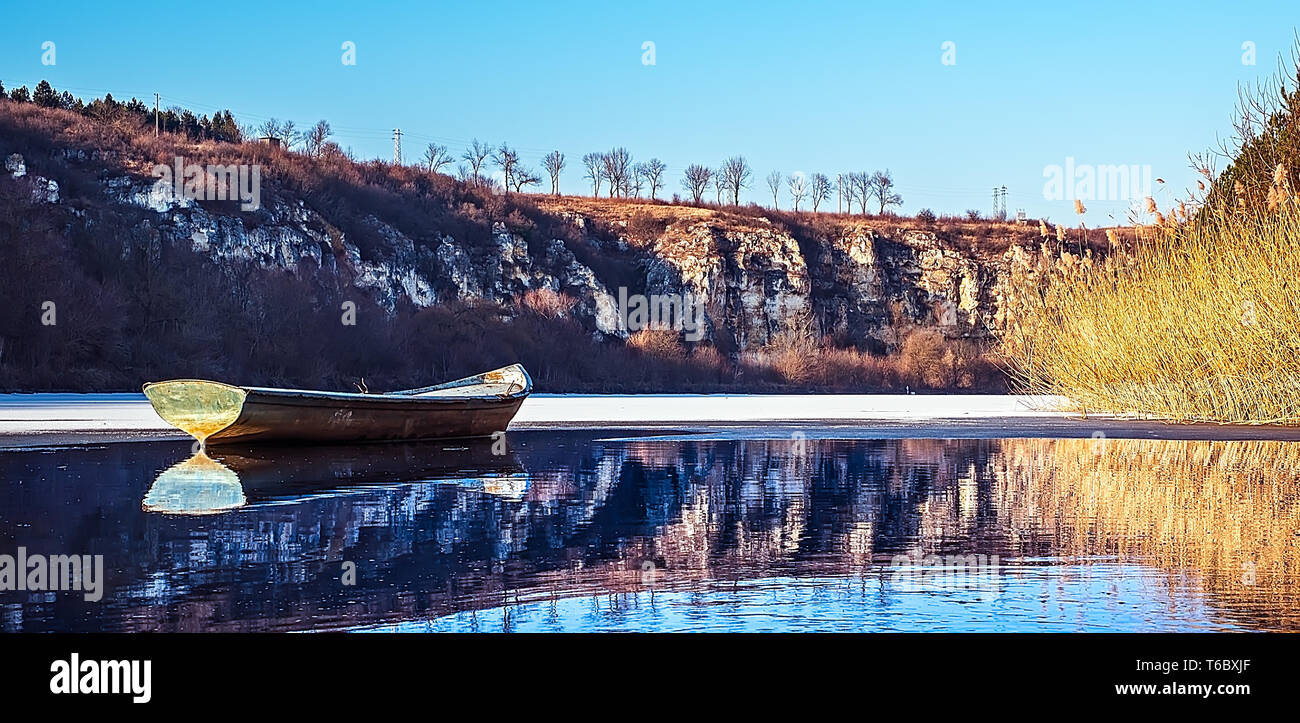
[58,160,1035,355]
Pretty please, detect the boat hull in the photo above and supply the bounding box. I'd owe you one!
[208,391,525,444]
[143,364,531,446]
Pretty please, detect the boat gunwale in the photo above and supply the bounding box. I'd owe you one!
[142,365,532,406]
[142,379,245,394]
[241,387,527,405]
[143,381,525,406]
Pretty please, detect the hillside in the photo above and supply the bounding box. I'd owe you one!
[0,95,1100,393]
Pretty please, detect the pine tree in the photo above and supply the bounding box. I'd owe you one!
[33,80,58,107]
[180,110,199,138]
[222,111,241,143]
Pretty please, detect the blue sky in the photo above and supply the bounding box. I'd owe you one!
[2,0,1295,222]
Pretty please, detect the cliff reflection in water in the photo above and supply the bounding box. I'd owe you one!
[1,433,1297,632]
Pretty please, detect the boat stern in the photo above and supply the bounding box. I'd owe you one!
[143,380,248,443]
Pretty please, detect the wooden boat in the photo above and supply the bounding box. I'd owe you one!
[143,364,531,446]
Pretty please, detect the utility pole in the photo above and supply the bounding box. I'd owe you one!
[992,186,1009,220]
[392,128,402,165]
[154,93,160,137]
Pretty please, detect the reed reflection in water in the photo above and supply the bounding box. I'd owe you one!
[0,432,1296,632]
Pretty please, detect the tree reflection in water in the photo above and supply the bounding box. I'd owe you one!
[1,433,1296,631]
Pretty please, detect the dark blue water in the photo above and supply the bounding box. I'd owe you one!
[1,432,1296,632]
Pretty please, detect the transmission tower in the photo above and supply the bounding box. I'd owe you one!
[393,128,403,165]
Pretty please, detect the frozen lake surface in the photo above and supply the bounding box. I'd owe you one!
[4,392,1300,447]
[0,392,1067,433]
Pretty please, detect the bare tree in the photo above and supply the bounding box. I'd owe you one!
[766,170,782,208]
[258,118,306,150]
[320,141,345,161]
[602,148,632,197]
[839,173,857,214]
[810,173,832,212]
[643,158,667,200]
[257,117,284,141]
[305,120,332,157]
[542,151,565,195]
[630,163,647,197]
[280,120,299,150]
[682,164,712,203]
[869,169,903,213]
[511,166,541,193]
[582,152,604,196]
[788,173,809,212]
[492,143,520,193]
[721,156,751,206]
[462,139,491,183]
[852,172,873,214]
[601,152,617,197]
[422,143,453,174]
[714,171,727,204]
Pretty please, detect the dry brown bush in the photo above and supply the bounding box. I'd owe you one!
[517,288,577,319]
[626,329,685,359]
[762,314,821,384]
[899,329,955,388]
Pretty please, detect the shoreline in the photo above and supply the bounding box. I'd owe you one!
[3,392,1300,448]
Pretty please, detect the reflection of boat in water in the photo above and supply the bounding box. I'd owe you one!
[142,453,246,515]
[142,364,531,446]
[141,437,527,514]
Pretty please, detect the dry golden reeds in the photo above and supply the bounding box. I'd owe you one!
[1000,200,1300,424]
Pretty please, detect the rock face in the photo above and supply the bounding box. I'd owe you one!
[6,153,59,204]
[645,221,812,350]
[76,161,1020,353]
[802,227,1004,352]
